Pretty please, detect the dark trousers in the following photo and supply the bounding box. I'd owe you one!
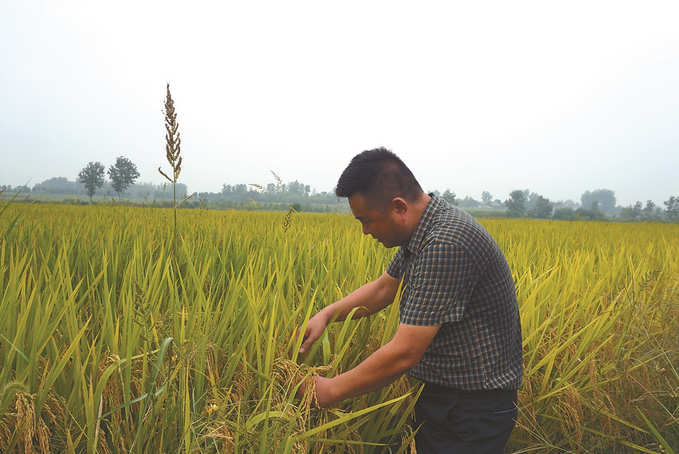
[414,383,518,454]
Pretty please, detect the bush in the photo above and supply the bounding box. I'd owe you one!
[552,208,577,221]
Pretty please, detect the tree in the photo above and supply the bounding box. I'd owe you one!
[287,180,310,197]
[459,196,479,208]
[590,200,600,212]
[642,200,656,221]
[481,191,492,205]
[266,183,280,195]
[664,196,679,222]
[442,189,457,206]
[524,190,540,212]
[553,207,577,220]
[580,189,617,215]
[620,201,642,221]
[530,195,553,219]
[77,161,106,202]
[631,201,643,219]
[504,190,527,218]
[34,177,80,194]
[108,156,140,199]
[575,205,606,221]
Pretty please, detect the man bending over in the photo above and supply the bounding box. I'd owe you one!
[298,147,522,453]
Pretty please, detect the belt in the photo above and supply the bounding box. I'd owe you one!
[422,382,517,396]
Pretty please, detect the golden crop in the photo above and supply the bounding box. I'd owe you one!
[1,204,677,453]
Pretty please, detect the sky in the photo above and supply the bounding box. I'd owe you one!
[1,1,678,207]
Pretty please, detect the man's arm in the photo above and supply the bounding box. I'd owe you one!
[298,271,400,353]
[303,322,441,406]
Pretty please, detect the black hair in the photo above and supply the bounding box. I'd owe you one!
[335,147,423,211]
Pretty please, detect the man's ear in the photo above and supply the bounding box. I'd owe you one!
[391,198,408,216]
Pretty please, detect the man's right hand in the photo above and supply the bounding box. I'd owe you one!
[297,310,330,353]
[296,272,400,354]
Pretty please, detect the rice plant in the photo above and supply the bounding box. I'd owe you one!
[0,205,677,452]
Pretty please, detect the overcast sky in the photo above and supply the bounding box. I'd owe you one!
[1,1,678,206]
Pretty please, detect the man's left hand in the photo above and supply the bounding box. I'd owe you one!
[295,376,334,408]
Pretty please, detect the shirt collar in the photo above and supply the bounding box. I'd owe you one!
[401,193,442,258]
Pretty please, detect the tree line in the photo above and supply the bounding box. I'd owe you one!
[4,176,678,222]
[194,180,341,212]
[10,178,187,203]
[501,188,679,222]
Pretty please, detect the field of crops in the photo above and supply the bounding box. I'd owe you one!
[1,203,678,453]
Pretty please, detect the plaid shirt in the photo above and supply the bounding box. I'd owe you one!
[386,195,522,390]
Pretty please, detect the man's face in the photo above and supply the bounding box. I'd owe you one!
[348,193,406,248]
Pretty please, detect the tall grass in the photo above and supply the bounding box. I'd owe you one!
[488,219,679,453]
[0,205,677,452]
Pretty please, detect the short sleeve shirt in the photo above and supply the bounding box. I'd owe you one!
[386,195,522,390]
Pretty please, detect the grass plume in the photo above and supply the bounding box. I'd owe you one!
[159,83,184,255]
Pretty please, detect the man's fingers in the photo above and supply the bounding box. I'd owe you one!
[297,315,327,354]
[295,326,309,353]
[299,335,314,353]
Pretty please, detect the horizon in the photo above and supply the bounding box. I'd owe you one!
[7,173,660,208]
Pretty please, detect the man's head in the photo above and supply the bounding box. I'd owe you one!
[335,147,423,212]
[336,148,428,248]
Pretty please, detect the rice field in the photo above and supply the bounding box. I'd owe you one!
[1,203,677,453]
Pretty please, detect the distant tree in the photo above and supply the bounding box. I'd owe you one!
[77,161,106,202]
[574,206,606,221]
[590,200,600,212]
[504,190,527,218]
[287,180,310,197]
[459,196,480,208]
[481,191,493,205]
[266,183,280,195]
[442,189,457,206]
[620,201,642,221]
[553,199,579,211]
[664,196,679,222]
[172,183,187,199]
[108,156,140,199]
[654,206,664,219]
[124,181,154,199]
[553,207,577,221]
[631,201,643,219]
[642,200,656,221]
[530,195,553,219]
[44,177,69,188]
[32,177,82,194]
[524,190,540,212]
[581,189,616,215]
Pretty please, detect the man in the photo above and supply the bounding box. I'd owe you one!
[298,147,522,453]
